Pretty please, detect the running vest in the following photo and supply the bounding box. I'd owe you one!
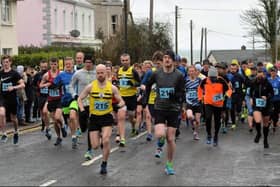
[148,67,157,104]
[118,66,137,97]
[89,80,113,115]
[47,70,62,101]
[200,77,226,107]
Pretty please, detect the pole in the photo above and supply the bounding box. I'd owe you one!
[124,0,128,53]
[149,0,154,33]
[175,5,178,54]
[190,20,193,65]
[200,28,204,63]
[204,27,207,59]
[275,0,278,63]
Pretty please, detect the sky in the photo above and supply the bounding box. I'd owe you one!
[130,0,262,59]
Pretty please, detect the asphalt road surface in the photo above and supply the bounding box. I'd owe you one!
[1,121,280,186]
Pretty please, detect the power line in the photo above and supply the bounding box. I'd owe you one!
[180,7,243,12]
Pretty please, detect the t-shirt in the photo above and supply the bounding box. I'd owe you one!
[0,69,22,99]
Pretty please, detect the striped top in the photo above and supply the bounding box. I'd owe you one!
[185,77,201,106]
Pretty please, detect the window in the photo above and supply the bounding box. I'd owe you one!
[54,8,58,33]
[2,48,12,55]
[70,11,74,30]
[82,14,85,36]
[1,0,11,23]
[111,15,117,34]
[88,15,92,36]
[63,10,66,34]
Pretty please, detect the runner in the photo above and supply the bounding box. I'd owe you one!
[249,69,274,148]
[70,55,96,158]
[78,64,125,174]
[185,65,202,140]
[144,49,185,175]
[117,53,141,147]
[54,57,78,149]
[40,58,66,146]
[198,67,232,146]
[0,55,25,144]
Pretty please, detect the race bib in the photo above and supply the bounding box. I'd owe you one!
[187,90,197,99]
[159,88,174,99]
[65,84,70,94]
[40,87,48,94]
[213,93,223,102]
[246,88,250,96]
[255,98,266,107]
[274,88,279,96]
[235,81,240,89]
[94,101,109,111]
[2,82,12,92]
[119,78,129,87]
[49,89,60,97]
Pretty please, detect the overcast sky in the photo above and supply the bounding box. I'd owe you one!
[130,0,261,56]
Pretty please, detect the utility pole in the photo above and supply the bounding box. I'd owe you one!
[175,5,178,54]
[124,0,128,53]
[275,0,278,63]
[190,20,193,64]
[200,28,204,63]
[204,27,207,59]
[149,0,154,33]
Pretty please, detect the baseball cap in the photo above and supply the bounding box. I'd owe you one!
[215,62,227,69]
[231,59,239,66]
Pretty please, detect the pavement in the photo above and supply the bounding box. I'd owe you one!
[1,120,280,186]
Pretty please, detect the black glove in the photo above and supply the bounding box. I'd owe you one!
[142,92,148,108]
[112,79,119,86]
[79,110,88,120]
[74,95,79,100]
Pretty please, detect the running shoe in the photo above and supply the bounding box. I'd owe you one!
[61,126,67,138]
[13,132,19,145]
[115,135,120,143]
[130,129,138,137]
[54,137,62,146]
[157,137,165,147]
[222,127,228,134]
[254,134,261,143]
[213,136,218,147]
[75,128,82,138]
[72,136,78,149]
[146,133,153,141]
[264,139,269,149]
[100,162,107,175]
[45,128,52,140]
[193,132,200,140]
[84,149,94,161]
[165,162,175,175]
[119,138,126,147]
[155,147,163,158]
[206,136,212,144]
[0,134,8,143]
[231,124,236,130]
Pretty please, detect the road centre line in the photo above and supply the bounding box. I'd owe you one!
[39,179,57,187]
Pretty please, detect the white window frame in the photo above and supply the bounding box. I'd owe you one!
[1,0,11,23]
[2,48,12,55]
[111,15,117,34]
[88,15,92,36]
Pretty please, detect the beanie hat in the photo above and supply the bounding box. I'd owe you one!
[195,63,202,71]
[164,49,175,61]
[208,67,218,77]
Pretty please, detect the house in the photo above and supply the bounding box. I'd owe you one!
[0,0,21,55]
[208,49,272,65]
[17,0,102,49]
[88,0,123,40]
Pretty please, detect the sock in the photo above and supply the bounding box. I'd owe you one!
[255,122,261,136]
[263,126,269,141]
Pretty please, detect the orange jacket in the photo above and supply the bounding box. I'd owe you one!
[198,76,232,107]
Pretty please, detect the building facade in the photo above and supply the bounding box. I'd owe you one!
[89,0,123,40]
[17,0,101,48]
[0,0,20,55]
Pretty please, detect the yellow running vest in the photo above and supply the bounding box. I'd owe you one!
[118,66,137,97]
[89,80,113,115]
[148,67,157,104]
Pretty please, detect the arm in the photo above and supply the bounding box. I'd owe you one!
[69,72,79,99]
[77,83,92,112]
[112,85,125,108]
[132,69,141,86]
[197,79,206,101]
[39,73,51,88]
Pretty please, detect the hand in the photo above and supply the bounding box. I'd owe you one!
[262,96,267,100]
[74,95,79,100]
[7,86,15,92]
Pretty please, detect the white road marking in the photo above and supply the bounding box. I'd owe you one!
[82,147,119,166]
[39,180,57,187]
[131,131,147,140]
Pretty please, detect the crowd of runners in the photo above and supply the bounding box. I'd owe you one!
[0,49,279,175]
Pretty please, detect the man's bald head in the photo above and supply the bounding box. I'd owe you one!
[96,64,107,83]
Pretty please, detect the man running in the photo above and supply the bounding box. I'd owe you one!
[144,49,185,175]
[78,64,125,174]
[0,55,25,144]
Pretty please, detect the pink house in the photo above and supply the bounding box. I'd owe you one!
[17,0,101,48]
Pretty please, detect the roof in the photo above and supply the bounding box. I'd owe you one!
[208,49,271,64]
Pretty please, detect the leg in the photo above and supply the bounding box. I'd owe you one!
[117,107,126,146]
[253,111,262,143]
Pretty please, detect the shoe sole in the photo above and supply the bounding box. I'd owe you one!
[165,169,175,175]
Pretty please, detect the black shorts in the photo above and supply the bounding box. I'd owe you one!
[186,104,201,114]
[88,113,113,132]
[47,100,62,113]
[123,95,137,111]
[148,104,155,117]
[154,110,179,128]
[0,97,17,115]
[38,96,47,110]
[253,106,272,116]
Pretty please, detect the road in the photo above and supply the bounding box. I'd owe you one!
[0,121,280,186]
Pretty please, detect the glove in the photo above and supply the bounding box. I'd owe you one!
[74,95,79,100]
[141,92,148,108]
[79,110,88,120]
